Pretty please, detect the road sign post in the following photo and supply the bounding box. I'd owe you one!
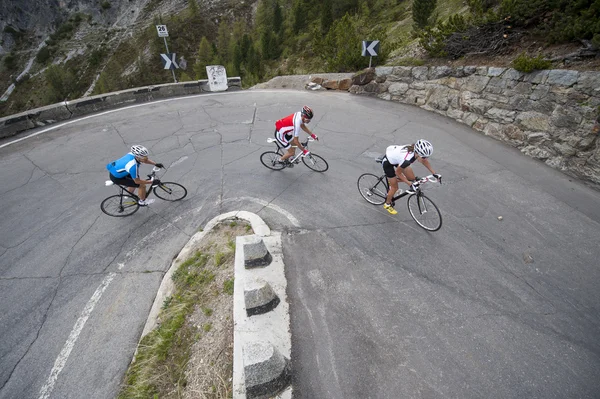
[156,25,177,83]
[361,40,380,68]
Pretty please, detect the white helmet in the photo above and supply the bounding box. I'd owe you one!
[414,139,433,157]
[130,145,148,157]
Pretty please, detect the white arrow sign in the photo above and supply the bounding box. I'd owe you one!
[362,40,380,57]
[161,53,179,70]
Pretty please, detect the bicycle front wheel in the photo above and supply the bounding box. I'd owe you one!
[357,173,387,205]
[101,195,140,217]
[302,153,328,172]
[154,182,187,201]
[260,151,285,170]
[407,193,442,231]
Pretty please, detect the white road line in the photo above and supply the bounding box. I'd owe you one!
[222,196,300,227]
[38,272,116,399]
[0,90,302,150]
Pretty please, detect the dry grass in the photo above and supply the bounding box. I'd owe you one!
[118,220,251,399]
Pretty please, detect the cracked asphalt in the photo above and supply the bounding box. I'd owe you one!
[1,90,600,398]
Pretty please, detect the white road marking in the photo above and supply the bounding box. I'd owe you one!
[222,196,300,227]
[38,272,116,399]
[0,90,300,150]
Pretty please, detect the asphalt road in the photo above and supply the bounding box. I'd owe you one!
[0,90,599,399]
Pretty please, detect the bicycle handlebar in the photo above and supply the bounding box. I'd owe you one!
[416,175,442,184]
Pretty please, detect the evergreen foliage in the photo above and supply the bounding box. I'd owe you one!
[413,0,438,30]
[511,52,552,72]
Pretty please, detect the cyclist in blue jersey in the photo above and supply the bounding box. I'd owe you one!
[106,145,164,206]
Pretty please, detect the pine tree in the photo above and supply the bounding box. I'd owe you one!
[321,0,334,34]
[194,37,215,79]
[412,0,438,30]
[216,22,231,64]
[273,1,283,34]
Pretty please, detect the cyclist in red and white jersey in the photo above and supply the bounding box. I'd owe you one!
[274,105,318,164]
[382,139,441,215]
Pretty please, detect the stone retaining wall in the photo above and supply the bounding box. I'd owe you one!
[345,67,600,185]
[0,77,242,139]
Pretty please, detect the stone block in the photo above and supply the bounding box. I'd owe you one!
[521,145,553,160]
[547,70,579,87]
[516,111,551,131]
[553,142,577,156]
[523,70,549,84]
[244,236,272,268]
[311,77,325,85]
[484,122,505,140]
[429,66,452,80]
[486,107,517,123]
[375,66,393,76]
[461,75,490,93]
[488,67,506,77]
[391,66,413,78]
[244,278,280,316]
[451,66,477,78]
[322,80,339,90]
[475,67,488,76]
[446,107,464,120]
[504,68,524,81]
[530,85,550,100]
[465,98,494,114]
[514,82,533,95]
[501,124,526,141]
[352,68,376,85]
[388,82,409,96]
[412,66,429,80]
[243,342,291,399]
[338,78,353,91]
[550,105,583,129]
[576,71,600,96]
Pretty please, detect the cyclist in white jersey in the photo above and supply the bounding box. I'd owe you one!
[381,139,441,214]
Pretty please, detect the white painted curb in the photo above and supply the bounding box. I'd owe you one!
[138,211,292,398]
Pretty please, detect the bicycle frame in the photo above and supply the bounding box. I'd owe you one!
[267,137,314,163]
[379,174,440,204]
[105,167,162,201]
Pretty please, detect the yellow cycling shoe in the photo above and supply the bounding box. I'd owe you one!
[383,203,397,215]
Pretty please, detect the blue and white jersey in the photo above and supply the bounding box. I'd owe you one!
[106,153,139,179]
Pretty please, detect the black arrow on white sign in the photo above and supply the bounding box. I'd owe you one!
[362,40,380,57]
[160,53,179,70]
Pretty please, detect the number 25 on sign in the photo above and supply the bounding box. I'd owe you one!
[156,25,169,37]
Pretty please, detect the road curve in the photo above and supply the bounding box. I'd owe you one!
[0,90,599,399]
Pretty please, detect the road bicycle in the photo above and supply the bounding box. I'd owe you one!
[260,137,329,172]
[101,167,187,217]
[357,158,443,231]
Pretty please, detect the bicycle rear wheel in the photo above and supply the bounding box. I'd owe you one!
[154,182,187,201]
[260,151,286,170]
[101,195,140,217]
[302,153,328,172]
[357,173,387,205]
[407,193,442,231]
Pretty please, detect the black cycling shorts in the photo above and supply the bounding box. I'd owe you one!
[109,173,139,188]
[382,159,397,178]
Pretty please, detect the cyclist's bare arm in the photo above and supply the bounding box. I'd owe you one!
[419,158,436,175]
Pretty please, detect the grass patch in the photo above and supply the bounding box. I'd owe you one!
[118,222,251,398]
[223,279,234,296]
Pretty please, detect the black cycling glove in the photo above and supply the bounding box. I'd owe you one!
[155,163,164,168]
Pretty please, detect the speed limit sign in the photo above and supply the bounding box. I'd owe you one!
[156,25,169,37]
